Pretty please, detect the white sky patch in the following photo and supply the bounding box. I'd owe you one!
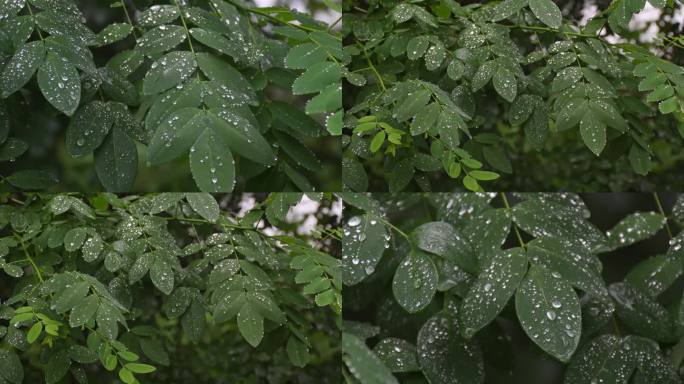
[254,0,340,24]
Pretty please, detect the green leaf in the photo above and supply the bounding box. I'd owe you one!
[411,102,441,135]
[269,101,325,137]
[118,368,135,384]
[136,25,185,55]
[95,125,138,192]
[66,101,114,157]
[370,131,385,153]
[609,282,677,342]
[138,5,179,27]
[185,193,220,222]
[606,212,666,250]
[287,337,311,368]
[647,84,674,102]
[394,89,431,122]
[526,237,606,297]
[492,0,528,21]
[659,97,679,114]
[529,0,563,28]
[64,227,87,251]
[580,112,607,156]
[237,303,264,347]
[69,294,99,327]
[629,145,652,176]
[273,131,322,172]
[207,109,276,165]
[26,321,43,343]
[147,107,203,164]
[37,52,80,115]
[342,333,398,384]
[342,214,388,285]
[45,348,71,384]
[392,250,438,313]
[564,334,636,384]
[493,67,517,102]
[424,42,446,71]
[388,158,414,192]
[196,52,256,106]
[472,60,496,92]
[463,175,480,191]
[292,61,341,95]
[372,338,419,373]
[1,40,45,97]
[406,36,429,60]
[143,51,197,95]
[305,82,341,115]
[461,249,528,338]
[0,138,28,161]
[515,264,581,362]
[285,42,327,69]
[470,171,500,181]
[6,169,58,189]
[95,23,133,46]
[625,254,682,297]
[417,313,484,384]
[124,363,156,374]
[189,128,236,192]
[150,257,174,295]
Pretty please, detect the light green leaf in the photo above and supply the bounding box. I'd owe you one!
[124,363,156,374]
[515,265,581,362]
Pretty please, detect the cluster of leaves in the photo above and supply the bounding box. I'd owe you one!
[342,0,684,192]
[0,192,341,383]
[0,0,341,192]
[342,192,684,383]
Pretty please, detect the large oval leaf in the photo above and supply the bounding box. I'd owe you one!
[515,264,581,362]
[392,249,438,313]
[460,248,527,338]
[342,214,388,285]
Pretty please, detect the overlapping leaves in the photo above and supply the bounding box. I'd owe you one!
[342,192,684,383]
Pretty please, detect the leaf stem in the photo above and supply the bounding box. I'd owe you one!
[377,216,409,240]
[652,192,673,239]
[119,0,138,39]
[357,42,386,92]
[26,3,45,41]
[13,232,44,283]
[173,0,196,55]
[500,193,526,248]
